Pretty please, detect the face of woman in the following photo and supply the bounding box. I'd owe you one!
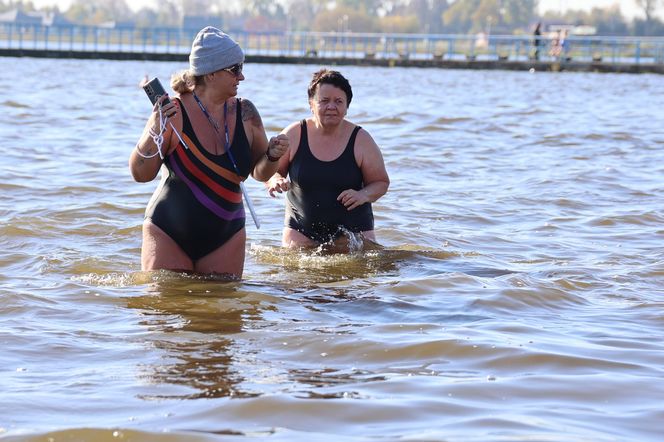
[311,83,348,127]
[210,63,245,97]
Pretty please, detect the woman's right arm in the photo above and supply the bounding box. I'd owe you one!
[129,97,179,182]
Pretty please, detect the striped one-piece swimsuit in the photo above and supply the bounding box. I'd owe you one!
[145,97,250,260]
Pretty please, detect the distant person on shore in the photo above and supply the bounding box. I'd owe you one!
[266,69,389,252]
[549,29,562,58]
[532,22,542,60]
[560,29,571,60]
[129,26,288,277]
[549,29,571,61]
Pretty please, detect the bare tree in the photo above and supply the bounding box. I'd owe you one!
[635,0,662,34]
[635,0,661,22]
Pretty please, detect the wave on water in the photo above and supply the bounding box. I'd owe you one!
[1,100,30,108]
[249,240,513,287]
[71,268,247,288]
[0,429,228,442]
[361,116,407,125]
[0,427,375,442]
[72,271,149,287]
[69,242,508,289]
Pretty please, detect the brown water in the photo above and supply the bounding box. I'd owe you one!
[1,57,663,441]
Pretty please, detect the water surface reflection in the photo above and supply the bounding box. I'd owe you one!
[125,279,267,400]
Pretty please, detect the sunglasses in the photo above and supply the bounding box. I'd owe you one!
[222,63,243,77]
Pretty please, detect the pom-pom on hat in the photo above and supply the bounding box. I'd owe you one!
[189,26,244,76]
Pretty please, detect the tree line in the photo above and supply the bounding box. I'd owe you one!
[3,0,663,36]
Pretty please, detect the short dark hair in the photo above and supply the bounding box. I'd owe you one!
[307,68,353,106]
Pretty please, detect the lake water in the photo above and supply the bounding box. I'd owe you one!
[1,57,663,441]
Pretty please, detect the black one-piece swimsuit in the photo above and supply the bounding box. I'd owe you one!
[285,120,374,243]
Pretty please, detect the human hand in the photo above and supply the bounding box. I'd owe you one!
[266,174,290,197]
[266,134,289,162]
[337,189,369,210]
[153,95,177,119]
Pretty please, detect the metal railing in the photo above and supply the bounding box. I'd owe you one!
[2,23,663,65]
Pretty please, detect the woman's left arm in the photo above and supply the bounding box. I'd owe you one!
[338,129,390,211]
[240,99,289,182]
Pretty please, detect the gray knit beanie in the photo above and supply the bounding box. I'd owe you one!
[189,26,244,76]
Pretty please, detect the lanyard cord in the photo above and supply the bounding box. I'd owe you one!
[136,104,167,160]
[192,92,242,178]
[136,100,190,159]
[192,91,260,229]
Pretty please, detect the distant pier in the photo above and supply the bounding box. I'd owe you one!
[2,47,662,74]
[1,24,663,74]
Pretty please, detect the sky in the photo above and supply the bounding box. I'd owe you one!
[26,0,659,20]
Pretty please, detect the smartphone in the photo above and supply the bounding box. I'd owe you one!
[143,77,171,105]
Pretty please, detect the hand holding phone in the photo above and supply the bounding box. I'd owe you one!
[143,78,171,106]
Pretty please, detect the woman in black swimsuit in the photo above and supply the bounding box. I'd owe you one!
[266,69,389,251]
[129,27,288,277]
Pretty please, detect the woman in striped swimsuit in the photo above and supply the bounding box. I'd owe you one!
[129,27,288,277]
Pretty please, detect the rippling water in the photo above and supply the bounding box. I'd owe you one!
[1,57,663,441]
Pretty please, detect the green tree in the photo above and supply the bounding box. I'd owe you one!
[379,14,420,32]
[64,0,132,25]
[408,0,448,33]
[443,0,481,33]
[588,5,628,36]
[247,0,285,17]
[336,0,383,15]
[312,5,377,32]
[501,0,536,30]
[64,1,102,25]
[444,0,536,34]
[472,0,502,33]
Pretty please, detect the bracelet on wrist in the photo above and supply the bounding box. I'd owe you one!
[135,144,160,159]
